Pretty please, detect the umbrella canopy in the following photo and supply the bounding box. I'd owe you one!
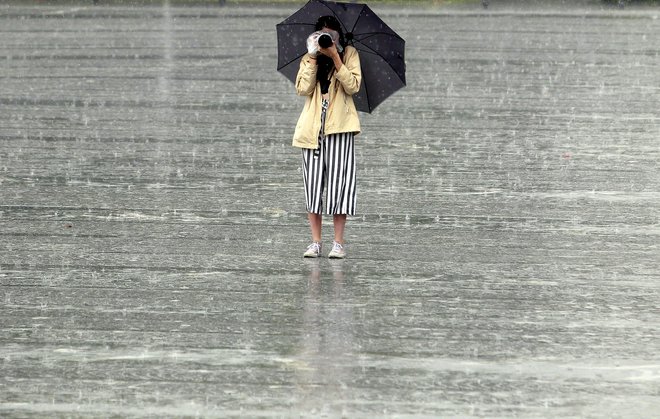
[276,0,406,113]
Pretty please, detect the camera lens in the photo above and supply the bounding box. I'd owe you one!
[318,33,333,48]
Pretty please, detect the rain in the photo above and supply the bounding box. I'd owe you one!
[1,0,659,417]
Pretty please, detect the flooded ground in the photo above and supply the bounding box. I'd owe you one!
[1,2,659,417]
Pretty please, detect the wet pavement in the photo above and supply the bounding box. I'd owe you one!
[1,2,659,417]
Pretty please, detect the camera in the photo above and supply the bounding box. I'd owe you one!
[306,30,342,56]
[317,33,334,49]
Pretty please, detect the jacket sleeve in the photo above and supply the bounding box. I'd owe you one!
[295,54,318,96]
[335,47,361,96]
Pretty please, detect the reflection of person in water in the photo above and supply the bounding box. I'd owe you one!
[293,261,355,413]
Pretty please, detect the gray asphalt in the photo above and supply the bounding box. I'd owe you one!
[1,2,659,418]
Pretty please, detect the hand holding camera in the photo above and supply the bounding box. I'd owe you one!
[306,30,343,58]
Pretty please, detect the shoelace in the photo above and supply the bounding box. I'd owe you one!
[307,242,321,252]
[332,242,344,251]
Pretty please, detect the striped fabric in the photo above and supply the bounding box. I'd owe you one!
[302,131,357,215]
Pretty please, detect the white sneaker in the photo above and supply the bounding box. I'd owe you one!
[328,241,346,259]
[303,242,322,258]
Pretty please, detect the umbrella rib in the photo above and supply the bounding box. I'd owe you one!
[349,4,368,36]
[353,31,405,42]
[362,64,373,113]
[314,0,354,36]
[347,10,405,83]
[347,6,404,42]
[277,51,307,71]
[276,22,316,27]
[353,44,381,56]
[353,39,405,84]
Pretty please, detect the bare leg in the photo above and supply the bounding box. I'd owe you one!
[308,213,323,243]
[333,214,347,244]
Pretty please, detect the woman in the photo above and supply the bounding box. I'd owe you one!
[293,15,362,259]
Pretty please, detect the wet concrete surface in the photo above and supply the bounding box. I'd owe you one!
[1,3,659,417]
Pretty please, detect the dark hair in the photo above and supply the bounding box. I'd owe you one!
[315,15,346,49]
[314,16,345,94]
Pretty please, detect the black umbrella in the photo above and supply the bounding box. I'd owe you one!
[276,0,406,113]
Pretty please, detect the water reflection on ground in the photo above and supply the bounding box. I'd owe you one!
[293,259,355,416]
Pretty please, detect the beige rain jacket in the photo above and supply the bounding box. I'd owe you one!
[292,46,362,149]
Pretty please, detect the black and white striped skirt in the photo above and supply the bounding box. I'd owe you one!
[301,101,357,215]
